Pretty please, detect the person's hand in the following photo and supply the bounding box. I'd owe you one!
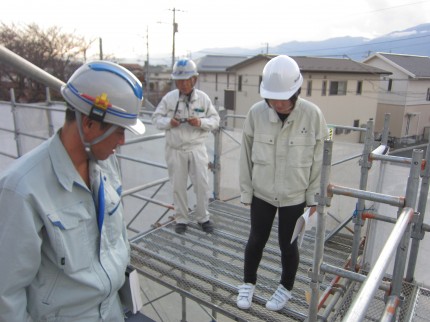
[308,206,317,216]
[187,117,201,127]
[170,118,180,127]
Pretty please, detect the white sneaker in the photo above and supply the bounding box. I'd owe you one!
[237,283,255,309]
[265,284,292,311]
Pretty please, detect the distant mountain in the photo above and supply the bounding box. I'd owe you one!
[193,23,430,62]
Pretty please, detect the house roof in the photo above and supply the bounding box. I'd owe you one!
[363,52,430,78]
[120,63,144,72]
[227,54,390,75]
[120,63,145,77]
[146,65,170,73]
[195,55,249,72]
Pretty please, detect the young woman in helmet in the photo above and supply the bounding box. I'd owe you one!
[0,61,145,321]
[152,58,220,234]
[237,55,329,311]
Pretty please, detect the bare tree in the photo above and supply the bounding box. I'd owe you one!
[0,23,91,102]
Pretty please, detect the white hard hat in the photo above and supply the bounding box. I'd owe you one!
[260,55,303,100]
[171,59,199,80]
[61,61,145,135]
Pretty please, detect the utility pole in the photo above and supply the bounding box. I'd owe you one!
[145,25,150,98]
[261,42,269,54]
[170,8,182,70]
[99,37,103,60]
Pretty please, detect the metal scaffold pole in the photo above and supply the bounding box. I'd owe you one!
[406,141,430,281]
[391,149,422,297]
[343,207,415,322]
[308,139,333,321]
[350,120,374,271]
[0,45,65,90]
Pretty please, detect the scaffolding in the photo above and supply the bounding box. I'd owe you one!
[2,44,430,321]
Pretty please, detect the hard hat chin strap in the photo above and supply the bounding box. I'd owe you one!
[75,110,118,161]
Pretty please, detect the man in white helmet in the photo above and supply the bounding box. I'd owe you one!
[236,55,329,311]
[152,58,220,234]
[0,61,145,321]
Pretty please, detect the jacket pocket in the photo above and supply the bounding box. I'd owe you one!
[287,136,316,167]
[252,133,275,165]
[46,202,92,273]
[104,182,124,243]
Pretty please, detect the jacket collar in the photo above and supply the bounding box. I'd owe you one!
[267,98,302,123]
[49,131,88,192]
[177,88,197,102]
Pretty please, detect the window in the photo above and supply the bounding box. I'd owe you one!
[329,81,347,95]
[427,88,430,101]
[356,81,362,95]
[224,89,235,110]
[388,79,392,92]
[215,74,218,91]
[306,80,312,96]
[238,75,242,92]
[353,119,360,127]
[322,80,327,96]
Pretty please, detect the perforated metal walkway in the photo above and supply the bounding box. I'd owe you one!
[130,201,430,321]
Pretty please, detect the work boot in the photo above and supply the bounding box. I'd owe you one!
[174,223,187,234]
[199,220,214,233]
[236,283,255,309]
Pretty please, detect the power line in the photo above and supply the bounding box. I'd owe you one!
[349,0,430,17]
[327,0,430,21]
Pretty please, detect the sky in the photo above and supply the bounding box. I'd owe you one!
[2,0,430,65]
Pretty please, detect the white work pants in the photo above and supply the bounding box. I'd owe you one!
[165,144,210,224]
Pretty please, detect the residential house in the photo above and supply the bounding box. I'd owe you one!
[138,56,249,109]
[224,55,389,143]
[142,54,390,144]
[363,53,430,144]
[194,55,249,108]
[120,63,145,83]
[119,62,171,108]
[139,55,249,109]
[143,64,172,107]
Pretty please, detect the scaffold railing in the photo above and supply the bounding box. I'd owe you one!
[2,44,430,321]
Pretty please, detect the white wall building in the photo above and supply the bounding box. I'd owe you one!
[194,55,249,109]
[363,52,430,143]
[220,55,389,143]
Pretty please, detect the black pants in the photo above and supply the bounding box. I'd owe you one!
[243,196,305,290]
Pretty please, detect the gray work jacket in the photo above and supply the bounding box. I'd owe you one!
[0,132,129,322]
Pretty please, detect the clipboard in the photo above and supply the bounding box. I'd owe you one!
[291,208,311,247]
